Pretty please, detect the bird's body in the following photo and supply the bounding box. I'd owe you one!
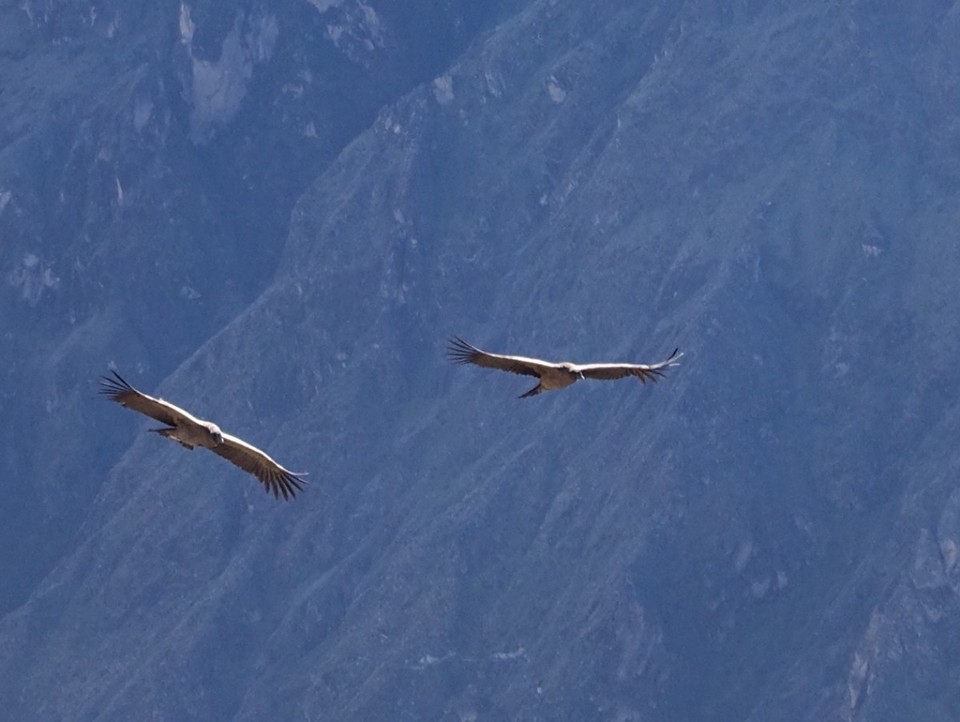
[447,337,681,398]
[152,420,222,450]
[528,363,581,395]
[99,371,306,500]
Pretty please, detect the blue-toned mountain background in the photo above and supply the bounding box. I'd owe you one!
[3,1,960,719]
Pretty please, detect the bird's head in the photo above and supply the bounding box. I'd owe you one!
[205,423,224,445]
[561,362,584,379]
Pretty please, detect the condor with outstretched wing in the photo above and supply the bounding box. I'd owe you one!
[447,337,681,398]
[100,371,306,500]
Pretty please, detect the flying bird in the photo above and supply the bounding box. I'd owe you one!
[447,337,682,398]
[99,370,306,500]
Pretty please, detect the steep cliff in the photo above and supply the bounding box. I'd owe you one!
[0,0,501,616]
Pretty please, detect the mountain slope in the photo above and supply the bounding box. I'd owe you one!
[3,1,960,720]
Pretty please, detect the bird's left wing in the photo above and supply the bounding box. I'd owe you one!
[574,348,683,382]
[211,433,307,501]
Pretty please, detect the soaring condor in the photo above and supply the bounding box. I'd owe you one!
[447,337,682,398]
[100,371,306,500]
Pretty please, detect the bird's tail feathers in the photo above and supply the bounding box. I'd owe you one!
[150,427,194,449]
[519,384,544,399]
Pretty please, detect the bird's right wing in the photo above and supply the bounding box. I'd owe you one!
[99,371,198,427]
[447,337,558,378]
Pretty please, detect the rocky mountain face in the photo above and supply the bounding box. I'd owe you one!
[3,1,960,720]
[0,0,503,618]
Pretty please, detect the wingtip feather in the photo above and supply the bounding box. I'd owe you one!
[99,369,136,398]
[446,336,480,365]
[271,470,308,501]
